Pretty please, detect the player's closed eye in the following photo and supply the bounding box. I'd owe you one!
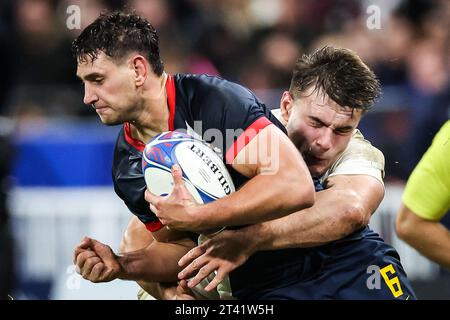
[309,120,323,128]
[92,78,104,85]
[334,128,352,136]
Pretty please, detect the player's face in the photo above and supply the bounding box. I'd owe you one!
[76,52,138,125]
[282,88,362,177]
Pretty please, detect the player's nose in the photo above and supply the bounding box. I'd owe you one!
[83,84,99,105]
[315,129,332,152]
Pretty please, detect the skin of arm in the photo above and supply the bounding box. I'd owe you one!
[250,174,384,250]
[118,217,166,298]
[396,204,450,270]
[146,124,315,231]
[177,174,384,291]
[119,216,196,300]
[117,227,195,282]
[74,223,196,284]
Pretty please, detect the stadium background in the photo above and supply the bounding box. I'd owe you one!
[0,0,449,299]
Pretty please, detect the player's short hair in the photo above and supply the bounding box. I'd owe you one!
[71,11,164,76]
[289,46,380,113]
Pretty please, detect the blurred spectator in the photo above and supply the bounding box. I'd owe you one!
[13,0,73,85]
[8,0,77,119]
[405,38,450,170]
[126,0,192,74]
[1,0,449,178]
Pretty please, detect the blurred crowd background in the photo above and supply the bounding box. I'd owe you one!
[0,0,449,299]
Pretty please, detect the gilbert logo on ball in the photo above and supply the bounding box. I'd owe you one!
[142,131,235,205]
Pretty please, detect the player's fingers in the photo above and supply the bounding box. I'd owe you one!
[73,246,87,265]
[178,279,190,292]
[144,189,161,207]
[76,250,98,271]
[98,267,114,282]
[91,241,118,267]
[204,270,227,292]
[81,256,102,279]
[83,256,101,272]
[79,236,93,249]
[187,262,218,289]
[179,257,209,280]
[171,165,184,187]
[73,236,94,264]
[76,250,97,269]
[90,238,107,255]
[89,262,105,281]
[176,280,196,300]
[154,213,167,226]
[88,238,108,260]
[76,237,94,255]
[150,203,159,215]
[178,246,206,268]
[171,166,194,201]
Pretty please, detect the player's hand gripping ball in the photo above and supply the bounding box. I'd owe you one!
[142,131,235,233]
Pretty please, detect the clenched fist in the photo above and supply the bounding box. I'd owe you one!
[73,237,122,283]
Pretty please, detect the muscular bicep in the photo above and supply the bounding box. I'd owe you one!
[120,216,154,253]
[231,123,308,178]
[325,174,385,220]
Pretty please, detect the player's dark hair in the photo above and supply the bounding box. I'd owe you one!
[71,11,164,75]
[289,46,380,113]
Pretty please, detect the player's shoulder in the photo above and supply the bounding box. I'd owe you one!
[324,129,385,182]
[418,120,450,178]
[343,129,385,164]
[430,120,450,154]
[438,119,450,136]
[174,73,258,101]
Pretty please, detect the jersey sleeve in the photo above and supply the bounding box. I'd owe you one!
[322,129,385,185]
[402,121,450,221]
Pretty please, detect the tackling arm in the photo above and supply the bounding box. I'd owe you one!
[246,174,384,250]
[177,174,384,290]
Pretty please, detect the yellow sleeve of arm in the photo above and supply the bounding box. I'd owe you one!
[402,121,450,221]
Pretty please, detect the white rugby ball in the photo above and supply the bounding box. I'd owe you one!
[142,130,235,208]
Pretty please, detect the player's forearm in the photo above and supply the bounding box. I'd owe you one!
[117,239,194,282]
[399,219,450,269]
[194,170,315,231]
[243,188,371,251]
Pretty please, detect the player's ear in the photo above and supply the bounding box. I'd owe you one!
[130,55,147,87]
[280,91,294,122]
